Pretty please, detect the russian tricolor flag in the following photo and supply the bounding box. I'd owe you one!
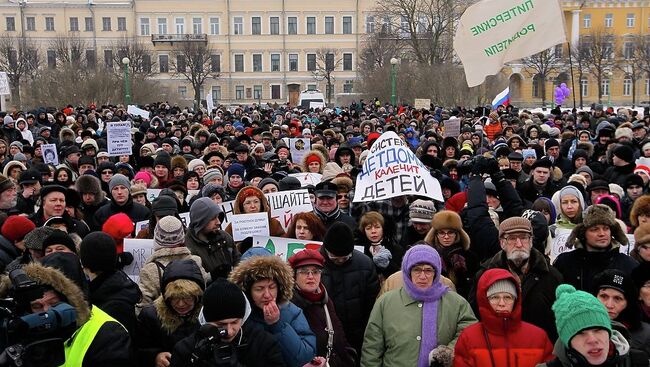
[491,87,510,109]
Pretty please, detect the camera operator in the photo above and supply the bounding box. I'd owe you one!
[170,279,285,367]
[0,256,132,366]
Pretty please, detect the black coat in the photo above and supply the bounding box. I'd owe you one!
[0,235,19,273]
[553,246,639,292]
[469,248,563,342]
[83,320,133,367]
[94,197,151,228]
[517,178,560,206]
[88,270,141,337]
[603,163,636,188]
[319,249,379,354]
[15,194,36,215]
[461,175,504,261]
[170,322,287,367]
[356,222,403,278]
[81,198,109,232]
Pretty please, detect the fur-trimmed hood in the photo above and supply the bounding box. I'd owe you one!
[565,204,629,249]
[155,278,203,334]
[75,175,105,205]
[228,255,294,306]
[2,160,25,177]
[424,210,470,251]
[59,127,76,144]
[301,149,327,174]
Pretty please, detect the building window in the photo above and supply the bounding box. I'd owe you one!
[583,14,591,28]
[158,18,168,34]
[624,77,632,96]
[69,17,79,31]
[646,79,650,96]
[253,85,262,100]
[142,54,151,73]
[45,17,55,31]
[343,53,352,70]
[307,84,317,91]
[234,54,244,72]
[177,55,186,72]
[627,13,635,28]
[400,16,409,37]
[159,55,169,73]
[271,53,280,71]
[236,85,244,100]
[86,49,96,69]
[210,17,219,35]
[624,42,634,59]
[6,17,15,32]
[289,53,298,71]
[344,80,354,93]
[605,13,613,28]
[532,74,542,98]
[85,17,93,31]
[602,78,610,96]
[307,53,316,71]
[212,86,221,101]
[343,16,352,34]
[175,18,184,34]
[118,17,126,31]
[271,85,281,99]
[193,18,202,34]
[325,53,334,71]
[366,15,375,33]
[253,54,262,72]
[234,17,243,35]
[140,18,150,35]
[104,49,113,68]
[178,86,187,98]
[270,17,279,35]
[417,16,428,33]
[288,17,297,34]
[102,17,111,31]
[325,16,334,34]
[211,54,220,72]
[25,17,35,31]
[307,17,316,34]
[554,44,563,58]
[581,78,588,97]
[382,16,391,33]
[47,50,56,69]
[252,17,261,35]
[605,42,614,59]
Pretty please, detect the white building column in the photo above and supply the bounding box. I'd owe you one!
[571,10,581,48]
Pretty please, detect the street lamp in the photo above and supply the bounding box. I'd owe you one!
[607,70,613,108]
[390,57,399,106]
[122,57,131,106]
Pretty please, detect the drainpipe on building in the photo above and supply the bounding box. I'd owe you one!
[226,0,232,104]
[282,0,287,105]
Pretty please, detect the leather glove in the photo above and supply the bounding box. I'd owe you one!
[429,345,454,367]
[116,252,134,269]
[372,247,392,269]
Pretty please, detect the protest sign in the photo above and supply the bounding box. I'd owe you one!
[454,0,567,87]
[219,200,236,226]
[264,189,314,230]
[135,212,191,235]
[206,93,214,113]
[127,105,151,121]
[289,173,322,187]
[354,131,443,202]
[231,212,269,241]
[310,102,325,109]
[107,121,133,156]
[444,118,461,138]
[551,229,634,261]
[146,189,162,202]
[289,138,311,166]
[414,99,431,110]
[252,236,365,261]
[42,143,59,165]
[123,238,155,282]
[0,72,10,95]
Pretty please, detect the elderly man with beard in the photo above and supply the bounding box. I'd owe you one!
[0,174,17,214]
[468,217,563,342]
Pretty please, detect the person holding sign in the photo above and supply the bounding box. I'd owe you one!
[224,186,285,238]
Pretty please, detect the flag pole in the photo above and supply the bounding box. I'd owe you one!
[567,42,577,110]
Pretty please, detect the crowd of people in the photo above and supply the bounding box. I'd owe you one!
[0,100,647,366]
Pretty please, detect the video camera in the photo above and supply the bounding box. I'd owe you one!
[0,266,77,367]
[190,324,246,366]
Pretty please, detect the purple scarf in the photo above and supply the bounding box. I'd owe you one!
[401,245,449,367]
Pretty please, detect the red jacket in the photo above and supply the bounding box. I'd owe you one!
[454,269,553,367]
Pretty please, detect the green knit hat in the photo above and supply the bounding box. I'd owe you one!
[552,284,612,347]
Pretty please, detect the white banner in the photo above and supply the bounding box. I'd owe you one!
[454,0,567,87]
[123,238,155,283]
[354,131,443,202]
[231,212,269,241]
[206,93,214,114]
[289,138,311,166]
[42,143,59,166]
[253,236,364,261]
[0,72,10,95]
[551,229,634,262]
[414,99,431,110]
[264,189,314,230]
[289,173,323,187]
[127,105,151,121]
[107,121,132,156]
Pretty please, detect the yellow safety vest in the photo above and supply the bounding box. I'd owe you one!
[60,306,121,367]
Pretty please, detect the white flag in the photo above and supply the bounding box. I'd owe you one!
[454,0,567,87]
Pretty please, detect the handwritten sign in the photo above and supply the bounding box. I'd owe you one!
[107,121,132,156]
[444,118,461,138]
[123,238,155,282]
[231,212,269,241]
[354,131,443,202]
[265,189,314,231]
[414,99,431,110]
[127,105,151,121]
[0,72,10,95]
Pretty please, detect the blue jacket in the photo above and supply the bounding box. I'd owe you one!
[247,302,316,367]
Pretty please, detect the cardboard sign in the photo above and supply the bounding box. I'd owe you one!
[264,189,314,231]
[354,131,443,202]
[289,138,311,167]
[107,121,132,156]
[127,105,151,121]
[443,118,461,138]
[123,238,155,283]
[252,236,364,261]
[42,143,59,166]
[289,173,323,187]
[230,212,269,241]
[414,99,431,110]
[551,229,634,261]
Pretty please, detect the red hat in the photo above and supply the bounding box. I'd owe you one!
[306,154,321,165]
[102,213,134,244]
[367,132,381,148]
[288,249,325,269]
[1,215,36,242]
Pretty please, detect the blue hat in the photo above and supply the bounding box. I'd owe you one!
[227,163,245,178]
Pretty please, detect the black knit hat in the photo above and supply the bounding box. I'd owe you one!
[154,153,172,170]
[613,144,634,163]
[202,279,246,322]
[42,230,77,254]
[323,222,354,256]
[79,232,117,273]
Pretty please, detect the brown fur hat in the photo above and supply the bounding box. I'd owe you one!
[228,255,294,305]
[566,204,628,249]
[424,210,470,250]
[331,176,353,192]
[630,195,650,227]
[632,224,650,261]
[171,155,188,171]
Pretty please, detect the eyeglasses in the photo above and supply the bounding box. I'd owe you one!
[436,230,457,238]
[101,171,113,175]
[337,194,347,199]
[488,294,515,304]
[296,269,322,276]
[503,234,531,245]
[411,266,435,277]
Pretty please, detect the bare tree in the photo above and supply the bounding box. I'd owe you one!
[311,48,342,105]
[111,36,156,78]
[0,33,40,108]
[359,31,404,71]
[614,35,646,107]
[521,48,564,107]
[171,42,218,109]
[51,34,88,67]
[579,28,619,103]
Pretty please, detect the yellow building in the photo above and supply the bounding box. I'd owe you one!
[0,0,378,106]
[509,0,650,108]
